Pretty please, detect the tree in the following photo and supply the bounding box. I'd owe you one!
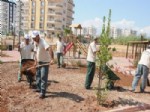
[96,9,112,105]
[64,28,71,36]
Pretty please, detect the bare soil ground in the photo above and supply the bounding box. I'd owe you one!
[1,44,150,112]
[1,62,150,112]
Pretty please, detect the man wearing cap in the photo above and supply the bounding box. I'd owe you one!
[32,31,52,99]
[132,45,150,93]
[18,34,34,82]
[85,36,99,89]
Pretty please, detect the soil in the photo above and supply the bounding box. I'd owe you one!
[1,63,150,112]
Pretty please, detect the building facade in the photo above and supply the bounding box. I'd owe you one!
[16,0,74,38]
[74,26,97,37]
[0,0,16,35]
[110,27,137,39]
[110,27,122,39]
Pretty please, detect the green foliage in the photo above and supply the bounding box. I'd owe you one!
[112,36,142,45]
[96,9,112,105]
[112,47,116,52]
[64,28,71,36]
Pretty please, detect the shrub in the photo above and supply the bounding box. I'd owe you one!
[112,47,116,52]
[112,36,141,45]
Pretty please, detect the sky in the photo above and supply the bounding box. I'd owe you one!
[73,0,150,36]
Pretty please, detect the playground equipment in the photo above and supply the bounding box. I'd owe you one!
[76,39,87,56]
[63,42,74,55]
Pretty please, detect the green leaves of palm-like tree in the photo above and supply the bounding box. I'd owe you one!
[64,28,71,36]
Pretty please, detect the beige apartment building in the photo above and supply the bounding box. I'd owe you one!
[16,0,74,38]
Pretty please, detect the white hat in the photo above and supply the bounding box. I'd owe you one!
[24,34,30,39]
[31,31,40,38]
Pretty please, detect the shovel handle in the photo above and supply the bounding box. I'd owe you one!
[27,63,50,71]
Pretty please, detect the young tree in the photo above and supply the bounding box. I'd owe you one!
[97,9,112,105]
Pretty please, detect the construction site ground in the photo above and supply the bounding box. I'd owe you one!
[1,45,150,112]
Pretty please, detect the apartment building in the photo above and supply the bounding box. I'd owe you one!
[110,27,122,39]
[123,29,137,37]
[74,26,97,36]
[110,27,137,39]
[15,0,29,35]
[0,0,16,35]
[16,0,74,38]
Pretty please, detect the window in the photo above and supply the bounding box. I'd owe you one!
[52,24,55,27]
[40,16,43,21]
[31,16,35,21]
[49,16,54,21]
[39,23,43,28]
[41,1,44,6]
[31,23,34,28]
[32,9,35,14]
[32,1,35,7]
[40,9,44,14]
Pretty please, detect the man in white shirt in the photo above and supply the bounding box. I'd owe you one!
[132,45,150,93]
[85,36,99,89]
[56,36,65,68]
[32,31,52,99]
[18,34,34,82]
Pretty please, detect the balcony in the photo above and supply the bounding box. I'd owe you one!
[48,11,55,15]
[47,19,55,23]
[48,4,63,9]
[55,19,61,22]
[55,12,62,15]
[47,27,55,30]
[55,27,62,31]
[68,1,75,7]
[67,16,74,20]
[56,4,63,8]
[67,9,74,13]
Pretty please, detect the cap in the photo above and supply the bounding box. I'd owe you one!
[31,31,40,38]
[24,34,30,39]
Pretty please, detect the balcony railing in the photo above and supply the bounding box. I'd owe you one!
[55,28,61,30]
[47,27,55,30]
[55,20,62,23]
[56,4,63,8]
[55,12,62,15]
[68,1,75,7]
[68,9,74,13]
[67,16,74,20]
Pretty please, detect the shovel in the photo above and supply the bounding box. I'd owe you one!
[27,63,50,71]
